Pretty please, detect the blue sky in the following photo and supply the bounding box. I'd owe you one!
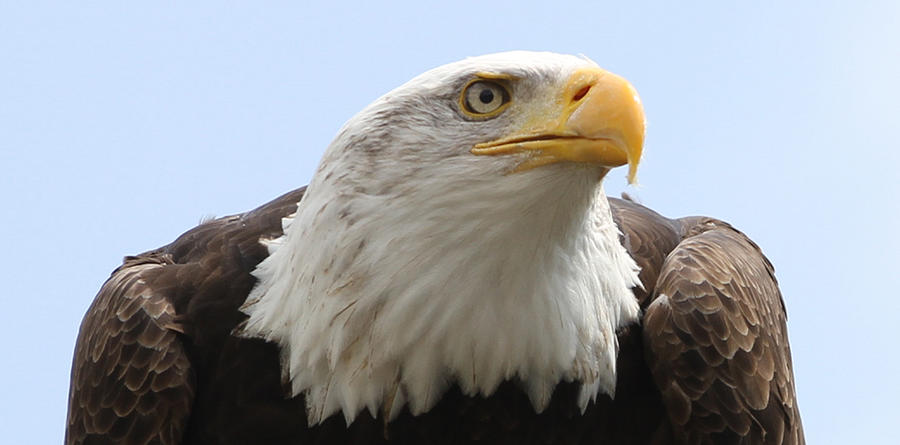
[2,2,898,443]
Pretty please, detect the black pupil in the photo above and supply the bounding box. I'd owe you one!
[479,88,495,104]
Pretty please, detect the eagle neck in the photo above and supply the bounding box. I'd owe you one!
[241,167,642,425]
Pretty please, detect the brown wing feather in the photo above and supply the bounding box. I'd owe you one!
[610,197,683,307]
[66,187,306,444]
[66,255,194,445]
[641,218,804,445]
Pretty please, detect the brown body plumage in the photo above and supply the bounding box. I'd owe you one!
[66,188,803,444]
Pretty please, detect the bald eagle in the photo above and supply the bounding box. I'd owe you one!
[66,52,804,445]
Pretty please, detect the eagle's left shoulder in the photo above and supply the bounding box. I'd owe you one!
[611,197,804,445]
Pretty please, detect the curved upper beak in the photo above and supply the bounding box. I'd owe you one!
[471,67,645,184]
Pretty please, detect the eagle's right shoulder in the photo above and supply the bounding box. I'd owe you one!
[66,187,306,445]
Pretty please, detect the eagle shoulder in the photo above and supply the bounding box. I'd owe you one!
[66,254,194,445]
[66,187,306,445]
[633,211,804,444]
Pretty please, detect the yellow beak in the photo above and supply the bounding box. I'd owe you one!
[470,67,645,183]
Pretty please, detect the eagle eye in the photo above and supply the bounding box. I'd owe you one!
[460,80,510,117]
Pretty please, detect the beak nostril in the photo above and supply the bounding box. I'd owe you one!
[572,85,591,102]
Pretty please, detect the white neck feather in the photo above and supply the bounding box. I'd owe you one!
[240,165,642,425]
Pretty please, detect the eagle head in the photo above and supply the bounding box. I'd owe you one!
[242,51,646,425]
